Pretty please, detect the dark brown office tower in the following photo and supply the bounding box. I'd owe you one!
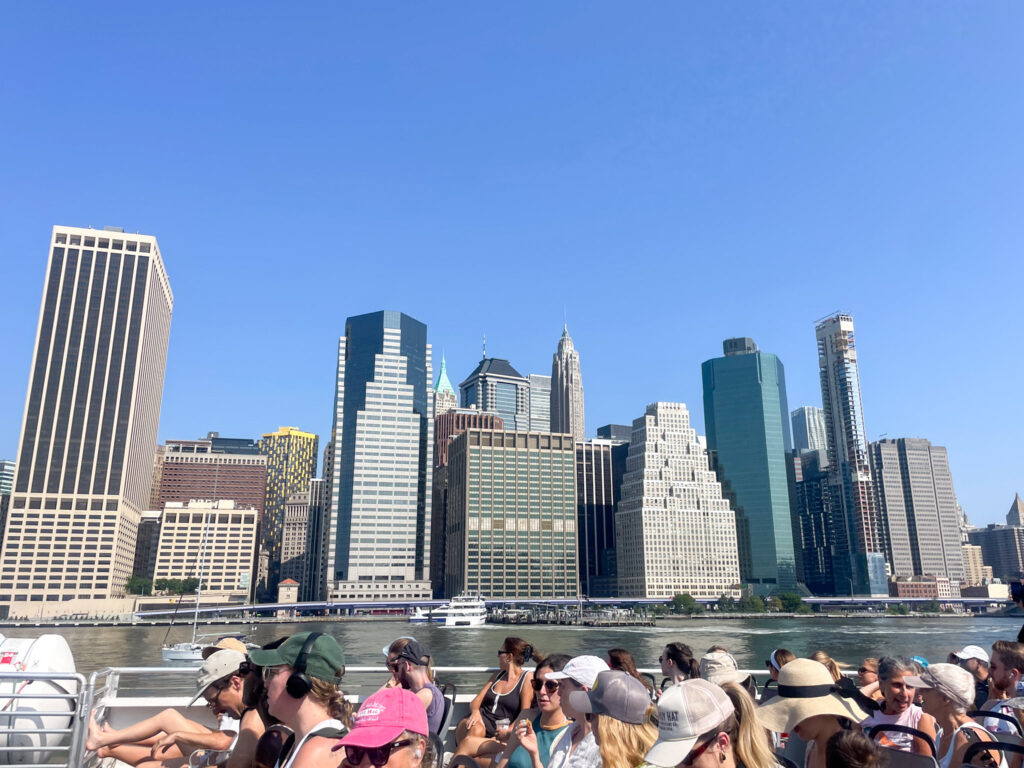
[156,439,268,516]
[430,409,503,597]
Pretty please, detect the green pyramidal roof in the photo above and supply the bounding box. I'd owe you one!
[434,356,456,395]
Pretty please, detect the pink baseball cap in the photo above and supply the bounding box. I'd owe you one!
[335,687,428,749]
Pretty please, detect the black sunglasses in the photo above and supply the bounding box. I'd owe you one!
[682,737,715,767]
[344,738,415,766]
[238,661,255,676]
[532,678,560,693]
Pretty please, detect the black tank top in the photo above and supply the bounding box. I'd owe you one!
[479,670,528,736]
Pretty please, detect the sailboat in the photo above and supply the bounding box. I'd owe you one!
[161,517,209,662]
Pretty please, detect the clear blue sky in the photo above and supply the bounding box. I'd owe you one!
[1,4,1021,525]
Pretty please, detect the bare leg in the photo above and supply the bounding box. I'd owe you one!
[134,757,189,768]
[454,718,487,757]
[87,709,211,752]
[100,744,184,766]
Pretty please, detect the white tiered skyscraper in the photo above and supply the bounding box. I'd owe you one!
[615,402,741,598]
[550,325,585,440]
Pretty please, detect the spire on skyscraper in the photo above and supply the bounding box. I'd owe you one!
[550,324,585,441]
[434,355,456,396]
[1008,493,1024,527]
[433,355,458,417]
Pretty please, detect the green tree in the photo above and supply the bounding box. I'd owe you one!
[919,600,940,613]
[737,594,766,613]
[765,596,782,612]
[670,593,704,615]
[717,594,737,613]
[777,592,805,612]
[181,577,200,594]
[888,603,910,615]
[126,576,152,596]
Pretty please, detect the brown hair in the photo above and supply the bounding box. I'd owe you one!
[993,641,1024,674]
[608,648,653,692]
[663,642,700,679]
[500,637,535,665]
[810,650,842,682]
[825,730,886,768]
[771,648,796,668]
[593,707,658,768]
[309,674,353,727]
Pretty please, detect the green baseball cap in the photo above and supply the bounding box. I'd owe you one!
[249,632,346,683]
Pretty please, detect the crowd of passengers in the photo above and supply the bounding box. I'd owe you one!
[86,631,1024,768]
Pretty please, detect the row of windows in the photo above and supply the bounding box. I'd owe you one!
[55,233,151,253]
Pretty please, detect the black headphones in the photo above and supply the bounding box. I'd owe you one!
[286,632,323,699]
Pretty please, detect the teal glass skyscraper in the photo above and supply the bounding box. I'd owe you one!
[702,338,801,595]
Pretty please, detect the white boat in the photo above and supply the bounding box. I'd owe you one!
[161,520,210,662]
[441,594,487,627]
[408,607,443,624]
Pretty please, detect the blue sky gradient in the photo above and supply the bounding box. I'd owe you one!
[1,3,1021,524]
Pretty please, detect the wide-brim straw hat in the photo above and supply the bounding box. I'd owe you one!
[757,658,871,733]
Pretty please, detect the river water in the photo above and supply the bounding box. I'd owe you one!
[3,615,1022,696]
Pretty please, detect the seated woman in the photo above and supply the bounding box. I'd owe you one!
[86,650,252,768]
[454,637,535,763]
[568,670,657,768]
[758,658,876,768]
[861,656,937,755]
[249,631,352,768]
[606,649,654,697]
[496,655,573,768]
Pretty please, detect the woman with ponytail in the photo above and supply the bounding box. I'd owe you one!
[454,637,536,763]
[643,680,776,768]
[659,643,699,687]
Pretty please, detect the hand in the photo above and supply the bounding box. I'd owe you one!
[466,712,480,730]
[516,720,538,755]
[151,732,179,758]
[495,726,512,742]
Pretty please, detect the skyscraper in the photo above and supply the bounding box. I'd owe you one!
[327,311,434,601]
[257,427,318,597]
[446,429,578,598]
[460,358,530,430]
[528,374,552,432]
[303,477,327,602]
[0,460,15,496]
[791,406,828,454]
[615,403,741,599]
[550,326,585,440]
[792,449,837,595]
[1008,494,1024,527]
[869,438,965,581]
[0,225,172,610]
[433,356,458,417]
[576,438,628,597]
[155,438,268,515]
[702,338,801,594]
[815,314,886,596]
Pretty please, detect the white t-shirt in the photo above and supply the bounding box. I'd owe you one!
[863,704,925,752]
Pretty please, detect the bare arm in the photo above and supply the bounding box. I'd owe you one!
[226,709,267,768]
[290,735,344,768]
[518,672,535,712]
[151,729,232,758]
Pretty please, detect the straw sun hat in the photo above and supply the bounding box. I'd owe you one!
[757,658,873,733]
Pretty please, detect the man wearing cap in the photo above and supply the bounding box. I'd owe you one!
[544,656,608,768]
[334,688,428,768]
[950,645,991,710]
[86,650,248,767]
[385,640,444,735]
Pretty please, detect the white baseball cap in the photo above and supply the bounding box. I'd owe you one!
[954,645,990,664]
[190,649,245,705]
[644,679,734,767]
[699,651,748,686]
[547,655,610,689]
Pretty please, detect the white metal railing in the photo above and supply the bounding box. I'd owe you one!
[0,669,87,768]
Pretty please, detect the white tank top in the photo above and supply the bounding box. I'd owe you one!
[276,718,345,768]
[864,704,925,752]
[937,721,1007,768]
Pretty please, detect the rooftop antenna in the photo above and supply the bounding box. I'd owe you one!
[482,334,486,359]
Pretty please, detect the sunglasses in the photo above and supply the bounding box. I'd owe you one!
[343,738,415,766]
[682,737,715,767]
[262,665,287,682]
[497,650,511,657]
[238,661,255,676]
[532,678,560,693]
[858,667,874,675]
[204,686,224,710]
[386,657,400,671]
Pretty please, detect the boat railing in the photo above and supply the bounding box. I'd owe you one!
[0,669,88,768]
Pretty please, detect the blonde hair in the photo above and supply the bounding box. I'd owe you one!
[593,708,658,768]
[810,651,842,682]
[310,675,353,727]
[719,683,777,768]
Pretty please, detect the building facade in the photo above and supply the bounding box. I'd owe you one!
[280,491,311,588]
[0,460,15,496]
[596,425,632,442]
[528,374,552,432]
[792,449,837,595]
[430,409,504,597]
[869,438,964,581]
[257,427,318,597]
[967,525,1024,583]
[791,406,828,454]
[550,326,585,440]
[132,510,162,581]
[303,478,326,602]
[615,403,741,599]
[460,358,530,430]
[154,439,268,515]
[327,311,434,601]
[815,314,886,595]
[961,544,991,586]
[153,500,257,600]
[701,338,801,595]
[1008,494,1024,527]
[576,439,628,597]
[446,429,578,599]
[0,226,173,610]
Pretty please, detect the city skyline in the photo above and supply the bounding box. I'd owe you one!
[3,4,1023,528]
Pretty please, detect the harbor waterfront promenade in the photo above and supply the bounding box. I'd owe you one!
[4,615,1018,689]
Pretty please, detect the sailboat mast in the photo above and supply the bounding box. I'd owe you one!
[192,513,209,645]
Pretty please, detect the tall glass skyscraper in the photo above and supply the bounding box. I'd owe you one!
[326,311,433,601]
[0,226,172,610]
[459,358,529,430]
[815,314,887,596]
[791,406,828,454]
[702,338,801,595]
